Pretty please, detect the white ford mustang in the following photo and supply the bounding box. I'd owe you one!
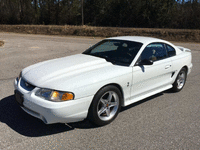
[14,36,193,126]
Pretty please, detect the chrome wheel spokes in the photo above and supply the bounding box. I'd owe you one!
[177,71,186,89]
[97,91,119,121]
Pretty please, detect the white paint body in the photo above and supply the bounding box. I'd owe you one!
[14,36,193,124]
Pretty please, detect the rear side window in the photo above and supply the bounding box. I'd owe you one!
[166,44,176,57]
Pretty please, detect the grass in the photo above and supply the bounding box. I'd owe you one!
[0,25,200,42]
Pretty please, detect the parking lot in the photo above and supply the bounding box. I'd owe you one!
[0,32,199,149]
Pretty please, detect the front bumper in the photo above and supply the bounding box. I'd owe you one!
[188,63,193,75]
[14,78,93,124]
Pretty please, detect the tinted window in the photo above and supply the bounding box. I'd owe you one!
[90,41,118,53]
[83,40,143,66]
[140,43,168,62]
[166,44,176,57]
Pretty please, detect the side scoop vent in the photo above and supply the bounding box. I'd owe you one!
[171,72,175,78]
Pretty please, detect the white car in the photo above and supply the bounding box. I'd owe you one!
[14,36,193,126]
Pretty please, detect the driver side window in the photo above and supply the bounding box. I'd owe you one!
[140,43,167,62]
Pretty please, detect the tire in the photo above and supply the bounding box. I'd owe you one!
[172,68,187,92]
[88,85,122,126]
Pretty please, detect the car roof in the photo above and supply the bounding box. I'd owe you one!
[106,36,168,45]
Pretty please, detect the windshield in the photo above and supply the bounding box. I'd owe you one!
[83,40,143,66]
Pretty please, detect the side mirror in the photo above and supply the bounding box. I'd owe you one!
[137,59,153,66]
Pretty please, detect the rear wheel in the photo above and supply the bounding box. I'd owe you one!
[88,85,122,126]
[172,68,187,92]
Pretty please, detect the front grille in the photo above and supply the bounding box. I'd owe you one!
[20,78,36,91]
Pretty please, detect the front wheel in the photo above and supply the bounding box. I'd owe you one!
[88,85,122,126]
[172,68,187,92]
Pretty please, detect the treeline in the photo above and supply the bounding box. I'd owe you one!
[0,0,200,29]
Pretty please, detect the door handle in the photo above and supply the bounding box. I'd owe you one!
[165,65,171,69]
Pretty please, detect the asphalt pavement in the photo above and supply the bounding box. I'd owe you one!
[0,32,199,150]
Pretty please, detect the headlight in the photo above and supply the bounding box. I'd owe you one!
[35,88,74,102]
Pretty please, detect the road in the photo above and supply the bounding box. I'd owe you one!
[0,33,199,150]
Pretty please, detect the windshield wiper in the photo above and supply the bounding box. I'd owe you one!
[102,56,116,64]
[85,53,116,64]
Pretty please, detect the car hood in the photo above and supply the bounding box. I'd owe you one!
[22,54,112,88]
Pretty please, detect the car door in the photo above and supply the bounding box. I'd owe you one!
[129,43,173,103]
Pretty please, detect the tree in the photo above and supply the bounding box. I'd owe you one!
[0,0,200,29]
